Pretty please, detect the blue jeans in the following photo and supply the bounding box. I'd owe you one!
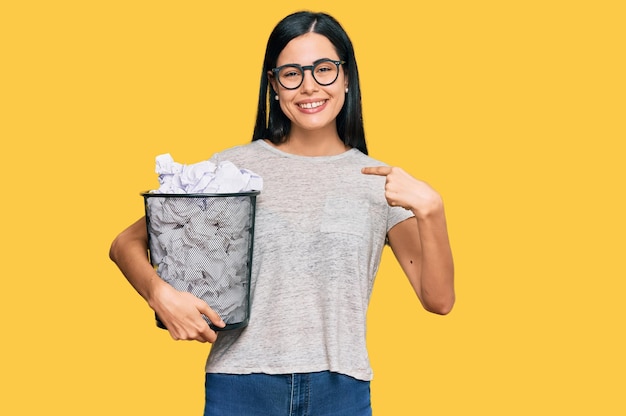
[204,371,372,416]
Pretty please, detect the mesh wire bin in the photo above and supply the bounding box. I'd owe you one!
[142,191,259,331]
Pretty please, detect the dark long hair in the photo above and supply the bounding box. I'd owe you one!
[251,11,368,155]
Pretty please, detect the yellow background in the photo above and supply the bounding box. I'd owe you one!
[2,1,624,414]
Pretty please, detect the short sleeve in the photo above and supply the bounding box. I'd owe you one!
[386,206,414,233]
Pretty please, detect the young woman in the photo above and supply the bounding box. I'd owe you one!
[110,11,454,416]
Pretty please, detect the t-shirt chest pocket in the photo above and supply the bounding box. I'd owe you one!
[320,197,369,236]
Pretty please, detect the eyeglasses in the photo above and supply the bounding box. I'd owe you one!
[271,59,345,90]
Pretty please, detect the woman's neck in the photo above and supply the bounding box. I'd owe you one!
[276,126,349,157]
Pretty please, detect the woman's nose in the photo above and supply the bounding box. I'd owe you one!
[300,70,318,93]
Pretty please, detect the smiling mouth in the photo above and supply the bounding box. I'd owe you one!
[298,100,327,109]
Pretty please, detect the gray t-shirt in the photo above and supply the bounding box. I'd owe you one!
[205,140,414,381]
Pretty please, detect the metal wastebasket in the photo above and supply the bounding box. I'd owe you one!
[142,191,259,331]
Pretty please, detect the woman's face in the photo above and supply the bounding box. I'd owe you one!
[270,32,347,135]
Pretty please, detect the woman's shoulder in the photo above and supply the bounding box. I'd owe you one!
[349,149,390,168]
[211,141,262,160]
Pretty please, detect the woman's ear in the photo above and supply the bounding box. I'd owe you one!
[268,71,278,95]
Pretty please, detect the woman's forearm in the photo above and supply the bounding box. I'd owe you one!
[109,217,165,304]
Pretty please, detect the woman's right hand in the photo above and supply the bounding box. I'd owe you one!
[148,279,225,343]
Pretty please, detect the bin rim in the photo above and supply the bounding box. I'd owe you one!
[141,190,260,198]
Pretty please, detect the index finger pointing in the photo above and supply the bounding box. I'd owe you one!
[361,166,393,176]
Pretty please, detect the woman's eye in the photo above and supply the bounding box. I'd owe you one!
[281,68,301,78]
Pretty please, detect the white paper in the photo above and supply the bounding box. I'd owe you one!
[153,153,262,194]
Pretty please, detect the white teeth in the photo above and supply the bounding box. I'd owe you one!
[299,100,325,109]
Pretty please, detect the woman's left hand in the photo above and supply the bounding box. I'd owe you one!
[361,166,443,218]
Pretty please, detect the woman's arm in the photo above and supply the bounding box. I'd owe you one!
[362,166,455,314]
[109,217,224,341]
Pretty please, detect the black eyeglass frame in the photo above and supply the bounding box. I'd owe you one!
[271,59,346,90]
